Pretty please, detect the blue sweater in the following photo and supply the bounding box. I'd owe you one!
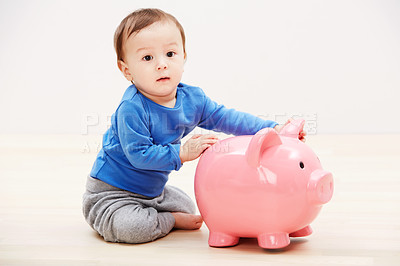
[90,83,278,197]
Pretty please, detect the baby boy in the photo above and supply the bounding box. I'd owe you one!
[83,8,305,244]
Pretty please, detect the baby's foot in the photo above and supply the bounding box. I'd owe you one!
[172,212,203,230]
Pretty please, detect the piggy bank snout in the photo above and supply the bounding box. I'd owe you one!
[307,169,334,205]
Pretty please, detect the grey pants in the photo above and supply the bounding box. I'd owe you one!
[82,176,196,244]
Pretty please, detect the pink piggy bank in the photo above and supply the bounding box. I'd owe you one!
[194,119,333,249]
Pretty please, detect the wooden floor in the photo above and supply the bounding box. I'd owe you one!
[0,134,399,265]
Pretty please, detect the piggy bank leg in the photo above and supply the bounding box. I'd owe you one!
[289,225,313,237]
[257,232,290,249]
[208,232,239,247]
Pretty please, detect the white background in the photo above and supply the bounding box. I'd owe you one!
[0,0,399,134]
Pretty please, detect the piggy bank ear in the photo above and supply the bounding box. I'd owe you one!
[279,119,305,138]
[246,128,282,168]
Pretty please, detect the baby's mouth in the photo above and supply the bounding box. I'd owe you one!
[157,77,170,82]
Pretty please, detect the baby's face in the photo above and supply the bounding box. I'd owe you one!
[120,21,185,103]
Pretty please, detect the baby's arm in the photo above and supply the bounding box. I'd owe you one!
[198,91,277,136]
[116,102,182,171]
[197,89,305,141]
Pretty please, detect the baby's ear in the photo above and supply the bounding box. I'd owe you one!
[117,60,133,82]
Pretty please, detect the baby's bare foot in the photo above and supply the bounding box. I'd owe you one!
[172,212,203,230]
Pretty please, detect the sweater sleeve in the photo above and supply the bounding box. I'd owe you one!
[197,89,278,135]
[115,101,182,171]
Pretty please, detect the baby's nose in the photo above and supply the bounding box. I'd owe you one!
[157,60,168,70]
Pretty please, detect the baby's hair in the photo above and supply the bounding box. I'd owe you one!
[114,8,186,62]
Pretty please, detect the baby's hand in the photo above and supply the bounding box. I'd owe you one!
[274,119,307,142]
[180,134,219,164]
[298,128,307,142]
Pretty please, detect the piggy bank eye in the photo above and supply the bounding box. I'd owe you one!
[299,161,305,169]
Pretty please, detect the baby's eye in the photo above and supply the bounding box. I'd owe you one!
[143,55,153,61]
[166,51,175,57]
